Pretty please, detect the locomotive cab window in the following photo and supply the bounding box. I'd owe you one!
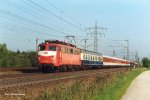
[39,45,45,51]
[48,46,56,51]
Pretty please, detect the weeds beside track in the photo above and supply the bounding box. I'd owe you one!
[0,67,132,100]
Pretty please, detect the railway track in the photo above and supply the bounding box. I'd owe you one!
[0,67,38,72]
[0,73,42,80]
[0,67,131,90]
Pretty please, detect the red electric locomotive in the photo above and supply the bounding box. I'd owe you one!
[37,40,81,71]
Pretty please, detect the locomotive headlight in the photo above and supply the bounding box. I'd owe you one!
[38,57,40,60]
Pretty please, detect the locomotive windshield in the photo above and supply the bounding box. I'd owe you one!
[39,45,45,51]
[48,46,56,51]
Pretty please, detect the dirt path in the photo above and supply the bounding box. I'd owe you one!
[121,70,150,100]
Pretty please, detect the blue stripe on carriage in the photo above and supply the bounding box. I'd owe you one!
[81,60,103,65]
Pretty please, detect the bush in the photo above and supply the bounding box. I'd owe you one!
[142,57,150,68]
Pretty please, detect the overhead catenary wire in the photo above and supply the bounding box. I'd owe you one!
[0,23,48,40]
[3,0,86,34]
[0,9,67,34]
[0,35,32,43]
[20,0,75,29]
[0,0,87,51]
[0,15,62,40]
[27,0,84,32]
[45,0,84,27]
[8,0,85,37]
[7,1,77,34]
[0,14,66,38]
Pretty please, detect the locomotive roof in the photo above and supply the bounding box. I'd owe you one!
[44,40,76,48]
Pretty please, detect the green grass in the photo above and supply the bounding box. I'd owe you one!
[95,68,147,100]
[35,68,147,100]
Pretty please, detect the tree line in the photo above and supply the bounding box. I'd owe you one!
[0,43,37,67]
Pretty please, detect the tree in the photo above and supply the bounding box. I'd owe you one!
[0,43,8,67]
[142,57,150,68]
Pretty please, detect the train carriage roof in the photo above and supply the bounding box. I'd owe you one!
[81,49,102,56]
[103,55,130,62]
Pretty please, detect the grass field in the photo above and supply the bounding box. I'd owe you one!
[94,68,147,100]
[35,68,147,100]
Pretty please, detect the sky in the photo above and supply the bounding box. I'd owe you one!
[0,0,150,60]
